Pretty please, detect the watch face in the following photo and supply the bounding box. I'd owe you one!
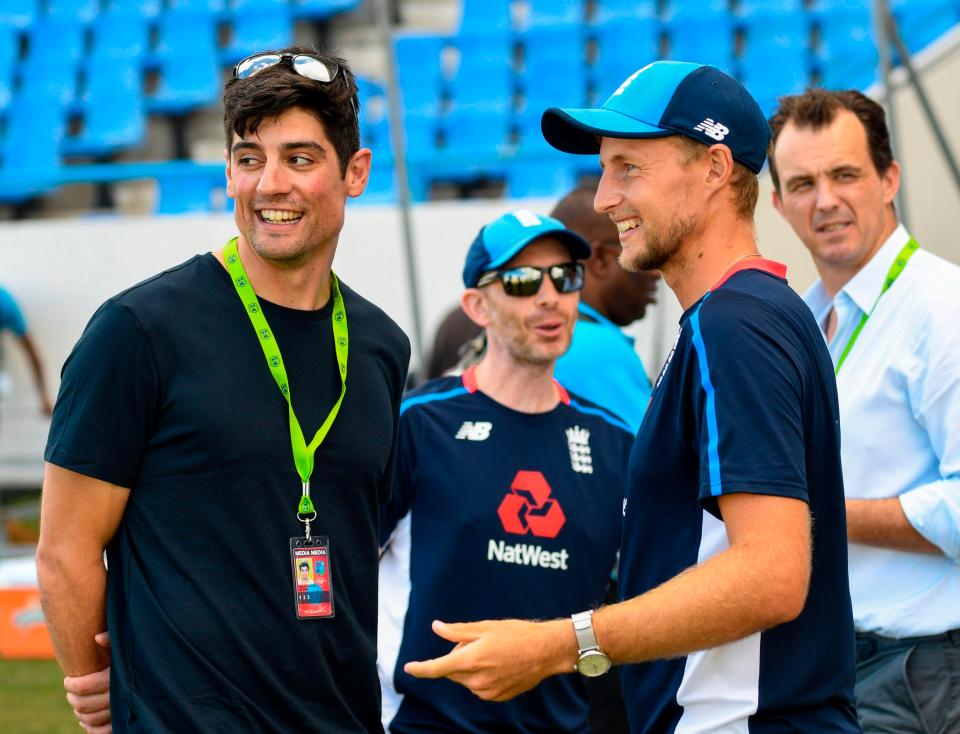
[577,650,611,677]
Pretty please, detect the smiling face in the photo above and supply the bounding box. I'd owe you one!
[476,237,580,368]
[771,109,900,285]
[594,136,701,273]
[225,106,369,266]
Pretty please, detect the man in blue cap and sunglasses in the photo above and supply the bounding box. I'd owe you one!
[379,209,633,733]
[407,62,860,733]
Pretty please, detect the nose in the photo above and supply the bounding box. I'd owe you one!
[534,269,564,308]
[594,168,620,215]
[814,179,841,212]
[257,158,292,196]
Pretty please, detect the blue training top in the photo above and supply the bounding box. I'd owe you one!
[379,367,633,734]
[619,260,860,733]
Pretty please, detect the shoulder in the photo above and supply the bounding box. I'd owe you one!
[109,254,214,314]
[897,250,960,350]
[399,375,470,418]
[694,273,813,344]
[563,389,634,437]
[338,279,411,362]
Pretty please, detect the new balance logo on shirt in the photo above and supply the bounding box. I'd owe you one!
[455,421,492,441]
[694,118,729,141]
[566,426,593,474]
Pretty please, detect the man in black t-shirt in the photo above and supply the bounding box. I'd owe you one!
[37,47,409,733]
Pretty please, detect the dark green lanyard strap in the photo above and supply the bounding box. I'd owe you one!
[835,238,919,374]
[223,238,348,531]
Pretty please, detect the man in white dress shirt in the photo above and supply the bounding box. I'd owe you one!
[769,87,960,734]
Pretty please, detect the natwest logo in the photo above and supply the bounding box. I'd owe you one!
[497,470,566,538]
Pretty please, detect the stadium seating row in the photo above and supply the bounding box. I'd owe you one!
[0,0,958,211]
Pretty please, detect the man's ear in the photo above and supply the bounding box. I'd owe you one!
[224,149,235,199]
[586,244,615,279]
[771,186,784,217]
[704,143,735,188]
[461,289,490,328]
[346,148,372,198]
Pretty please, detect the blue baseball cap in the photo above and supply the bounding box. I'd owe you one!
[462,210,591,288]
[542,61,771,173]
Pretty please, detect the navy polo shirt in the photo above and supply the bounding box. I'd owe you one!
[618,260,860,733]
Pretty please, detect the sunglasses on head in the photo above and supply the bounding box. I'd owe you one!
[234,52,341,82]
[476,262,585,297]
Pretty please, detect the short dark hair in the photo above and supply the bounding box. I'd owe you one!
[299,561,310,570]
[673,136,759,220]
[222,46,360,178]
[768,88,895,192]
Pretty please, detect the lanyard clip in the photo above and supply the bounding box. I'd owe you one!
[297,480,317,539]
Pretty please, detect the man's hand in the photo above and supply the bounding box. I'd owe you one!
[404,618,576,702]
[64,631,112,733]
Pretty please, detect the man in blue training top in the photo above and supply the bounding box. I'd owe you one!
[405,62,860,733]
[379,210,633,734]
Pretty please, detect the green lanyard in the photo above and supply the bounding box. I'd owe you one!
[223,238,348,535]
[835,238,918,374]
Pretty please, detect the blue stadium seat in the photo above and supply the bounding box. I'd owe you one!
[165,0,226,14]
[814,4,877,90]
[591,19,660,98]
[665,0,728,21]
[0,24,18,112]
[458,0,511,34]
[64,59,145,157]
[291,0,361,20]
[0,95,64,201]
[102,0,162,18]
[520,0,584,30]
[737,0,804,13]
[0,0,38,30]
[891,0,959,55]
[506,116,577,198]
[664,10,735,74]
[148,14,220,113]
[739,8,810,111]
[232,0,288,8]
[21,19,86,106]
[517,27,587,118]
[357,76,395,203]
[436,108,510,179]
[156,166,227,213]
[590,0,657,24]
[448,32,514,114]
[46,0,101,23]
[394,33,446,117]
[90,12,150,60]
[222,8,294,65]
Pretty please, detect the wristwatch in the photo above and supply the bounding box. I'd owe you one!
[571,610,611,677]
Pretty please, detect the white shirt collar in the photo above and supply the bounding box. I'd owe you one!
[803,224,910,324]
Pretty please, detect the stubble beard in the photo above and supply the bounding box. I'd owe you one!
[619,212,697,273]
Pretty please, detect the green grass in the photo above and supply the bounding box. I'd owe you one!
[0,658,77,733]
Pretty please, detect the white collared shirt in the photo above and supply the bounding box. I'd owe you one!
[804,224,960,637]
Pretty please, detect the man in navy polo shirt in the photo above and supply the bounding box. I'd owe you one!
[379,210,633,733]
[406,62,860,733]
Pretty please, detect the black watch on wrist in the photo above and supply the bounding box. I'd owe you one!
[571,610,611,677]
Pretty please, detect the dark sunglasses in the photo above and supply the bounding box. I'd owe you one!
[234,52,341,82]
[476,262,585,297]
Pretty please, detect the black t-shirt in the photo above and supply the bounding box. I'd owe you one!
[46,253,410,733]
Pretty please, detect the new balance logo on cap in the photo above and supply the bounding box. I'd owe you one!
[455,421,492,441]
[694,118,730,141]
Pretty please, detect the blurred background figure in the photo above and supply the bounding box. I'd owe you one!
[551,181,660,433]
[422,304,482,380]
[0,285,52,420]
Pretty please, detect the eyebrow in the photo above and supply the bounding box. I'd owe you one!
[230,141,327,156]
[785,164,862,187]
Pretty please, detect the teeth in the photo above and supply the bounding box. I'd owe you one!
[820,222,847,232]
[616,219,640,233]
[260,209,303,223]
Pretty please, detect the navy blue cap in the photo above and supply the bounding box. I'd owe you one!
[462,210,591,288]
[542,61,771,173]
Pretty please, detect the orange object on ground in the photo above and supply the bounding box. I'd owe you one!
[0,587,55,659]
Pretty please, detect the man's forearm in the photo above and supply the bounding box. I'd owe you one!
[36,549,110,676]
[594,541,807,665]
[846,498,940,553]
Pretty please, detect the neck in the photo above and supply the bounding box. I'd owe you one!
[818,215,899,299]
[215,236,336,310]
[661,214,760,310]
[473,349,559,414]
